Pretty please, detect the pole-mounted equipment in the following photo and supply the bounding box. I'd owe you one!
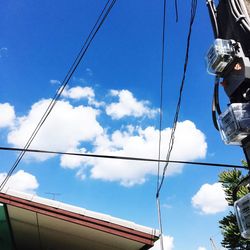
[206,0,250,239]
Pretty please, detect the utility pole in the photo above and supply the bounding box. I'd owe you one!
[205,0,250,240]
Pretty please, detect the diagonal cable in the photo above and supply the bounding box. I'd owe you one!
[156,0,198,198]
[0,0,117,192]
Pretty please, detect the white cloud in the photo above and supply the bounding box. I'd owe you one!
[152,235,174,250]
[62,120,207,186]
[7,99,103,161]
[198,247,207,250]
[106,89,158,119]
[0,103,15,128]
[62,86,103,107]
[192,183,228,214]
[62,86,94,100]
[60,148,88,169]
[50,79,61,85]
[3,90,207,187]
[0,170,39,193]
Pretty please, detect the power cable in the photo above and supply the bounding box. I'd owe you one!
[228,0,250,34]
[175,0,179,22]
[157,0,167,248]
[156,0,197,198]
[0,0,117,192]
[0,146,246,170]
[212,76,221,131]
[206,0,219,38]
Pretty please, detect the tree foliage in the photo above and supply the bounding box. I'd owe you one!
[218,168,250,249]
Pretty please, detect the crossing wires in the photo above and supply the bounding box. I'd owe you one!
[156,0,198,198]
[156,1,197,249]
[0,0,117,192]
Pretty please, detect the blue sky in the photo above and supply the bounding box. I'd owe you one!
[0,1,247,249]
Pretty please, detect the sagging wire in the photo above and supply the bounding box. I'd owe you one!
[0,0,117,192]
[157,0,167,248]
[212,76,222,131]
[156,1,197,249]
[205,1,222,131]
[206,0,219,38]
[156,0,198,198]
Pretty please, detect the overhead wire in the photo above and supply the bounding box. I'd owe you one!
[157,0,167,248]
[156,3,197,248]
[0,0,117,192]
[156,0,198,198]
[175,0,179,22]
[0,146,246,169]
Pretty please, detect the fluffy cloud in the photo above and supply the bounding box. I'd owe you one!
[0,170,39,193]
[62,120,207,186]
[62,86,103,107]
[0,103,15,128]
[192,183,228,214]
[106,89,158,119]
[152,235,174,250]
[3,88,207,187]
[198,247,207,250]
[62,86,95,100]
[7,99,103,161]
[60,148,88,169]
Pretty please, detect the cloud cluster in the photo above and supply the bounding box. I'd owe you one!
[62,86,95,100]
[0,103,15,128]
[192,183,228,214]
[62,85,103,107]
[0,170,39,193]
[152,235,174,250]
[1,86,208,186]
[62,121,207,186]
[106,89,158,119]
[7,99,103,161]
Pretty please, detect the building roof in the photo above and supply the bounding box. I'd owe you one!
[0,189,159,250]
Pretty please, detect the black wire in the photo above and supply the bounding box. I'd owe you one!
[157,0,167,248]
[214,78,222,115]
[0,0,117,192]
[206,0,219,38]
[157,0,167,193]
[0,146,246,169]
[212,77,221,131]
[156,0,197,198]
[175,0,179,23]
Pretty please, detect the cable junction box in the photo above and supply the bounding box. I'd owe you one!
[206,39,235,75]
[235,193,250,239]
[218,103,250,145]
